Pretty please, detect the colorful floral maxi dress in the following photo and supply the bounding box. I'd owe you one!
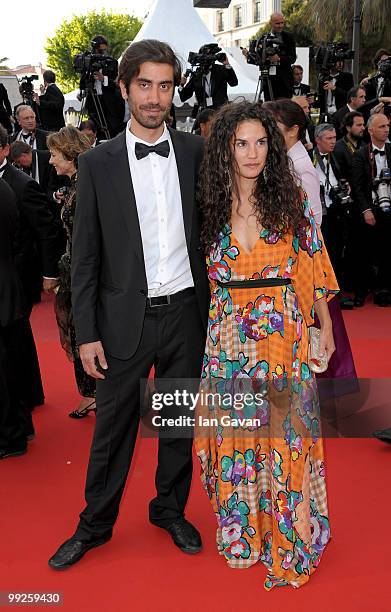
[195,202,339,590]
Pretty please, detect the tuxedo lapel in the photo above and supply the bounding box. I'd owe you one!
[169,128,194,250]
[104,131,145,264]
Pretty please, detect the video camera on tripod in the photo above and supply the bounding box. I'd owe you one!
[186,43,227,77]
[18,75,39,104]
[73,48,117,91]
[247,33,283,76]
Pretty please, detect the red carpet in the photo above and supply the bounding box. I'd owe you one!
[1,295,391,611]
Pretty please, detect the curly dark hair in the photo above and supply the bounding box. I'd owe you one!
[198,101,304,250]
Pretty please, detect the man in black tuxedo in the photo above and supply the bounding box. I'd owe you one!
[12,105,49,150]
[0,179,33,459]
[32,70,65,132]
[363,49,391,100]
[0,126,60,410]
[319,60,354,120]
[49,39,209,570]
[256,12,296,100]
[332,86,367,139]
[351,113,391,307]
[178,45,238,115]
[292,65,310,97]
[0,82,13,133]
[10,141,52,192]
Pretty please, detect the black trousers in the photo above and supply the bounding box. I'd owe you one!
[321,205,347,288]
[75,293,206,541]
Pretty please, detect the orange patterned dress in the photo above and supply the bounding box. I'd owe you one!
[195,201,339,590]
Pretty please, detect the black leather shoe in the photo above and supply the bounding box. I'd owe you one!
[152,518,202,554]
[0,445,27,459]
[340,297,354,310]
[48,535,111,570]
[373,427,391,444]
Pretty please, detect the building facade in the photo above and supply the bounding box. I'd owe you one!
[197,0,282,49]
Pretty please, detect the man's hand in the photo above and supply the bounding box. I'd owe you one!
[94,72,104,82]
[371,102,384,115]
[304,142,313,151]
[180,75,187,86]
[269,53,280,63]
[364,210,376,226]
[79,341,108,380]
[379,96,391,104]
[33,93,40,105]
[43,278,59,294]
[323,81,336,91]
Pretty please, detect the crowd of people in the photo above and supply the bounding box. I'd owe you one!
[1,9,391,591]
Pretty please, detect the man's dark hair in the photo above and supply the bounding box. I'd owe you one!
[263,98,307,141]
[341,110,364,132]
[347,85,364,103]
[198,108,215,124]
[92,35,108,47]
[43,70,56,84]
[292,64,303,72]
[79,119,97,133]
[10,140,32,160]
[373,48,391,68]
[119,39,182,93]
[0,124,9,147]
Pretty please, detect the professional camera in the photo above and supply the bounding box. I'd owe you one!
[378,57,391,80]
[247,34,283,72]
[329,178,353,208]
[315,42,354,83]
[19,75,39,102]
[373,167,391,213]
[73,51,117,86]
[187,43,226,75]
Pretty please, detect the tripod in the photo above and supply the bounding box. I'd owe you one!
[254,67,275,102]
[78,81,111,140]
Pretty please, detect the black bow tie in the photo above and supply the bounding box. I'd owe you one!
[135,140,170,160]
[22,132,32,140]
[320,153,329,159]
[373,148,385,156]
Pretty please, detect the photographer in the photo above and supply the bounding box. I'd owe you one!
[12,105,49,150]
[77,35,125,139]
[318,57,354,119]
[33,70,65,132]
[10,141,51,192]
[314,124,352,300]
[0,83,13,134]
[292,65,310,97]
[363,49,391,100]
[351,113,391,306]
[178,44,238,116]
[248,12,296,100]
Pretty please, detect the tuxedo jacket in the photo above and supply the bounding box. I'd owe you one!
[333,137,363,185]
[351,143,391,213]
[71,128,210,359]
[293,82,310,96]
[364,75,391,100]
[179,63,238,110]
[0,83,12,132]
[319,71,354,114]
[38,83,65,131]
[12,128,49,151]
[0,179,26,327]
[31,150,52,192]
[2,163,60,280]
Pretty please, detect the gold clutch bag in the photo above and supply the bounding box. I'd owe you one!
[308,327,329,374]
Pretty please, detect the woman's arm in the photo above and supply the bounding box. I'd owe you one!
[314,297,335,359]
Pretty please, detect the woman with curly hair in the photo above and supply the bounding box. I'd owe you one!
[195,102,339,590]
[47,126,96,419]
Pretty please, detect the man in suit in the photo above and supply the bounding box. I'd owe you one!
[10,141,52,192]
[319,60,354,120]
[0,83,13,134]
[32,70,65,132]
[12,105,49,150]
[332,86,367,139]
[0,179,33,459]
[178,45,238,115]
[292,95,315,152]
[48,39,209,570]
[292,65,310,97]
[0,126,60,411]
[256,12,296,100]
[351,113,391,307]
[363,49,391,100]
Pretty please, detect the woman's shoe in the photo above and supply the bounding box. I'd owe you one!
[68,401,96,419]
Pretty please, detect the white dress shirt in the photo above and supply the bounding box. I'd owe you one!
[372,144,390,204]
[125,121,194,297]
[15,130,37,150]
[326,76,337,114]
[315,153,338,210]
[0,158,7,178]
[288,140,322,225]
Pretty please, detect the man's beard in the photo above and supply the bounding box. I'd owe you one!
[130,102,169,129]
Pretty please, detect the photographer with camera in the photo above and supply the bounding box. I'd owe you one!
[12,105,49,150]
[351,113,391,306]
[314,124,352,304]
[32,70,65,132]
[363,49,391,100]
[247,12,296,100]
[316,45,354,121]
[0,83,13,134]
[178,43,238,116]
[75,35,125,139]
[292,65,310,97]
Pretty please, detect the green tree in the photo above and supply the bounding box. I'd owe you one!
[0,56,11,73]
[45,10,142,92]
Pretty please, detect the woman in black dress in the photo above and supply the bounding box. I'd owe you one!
[47,126,96,418]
